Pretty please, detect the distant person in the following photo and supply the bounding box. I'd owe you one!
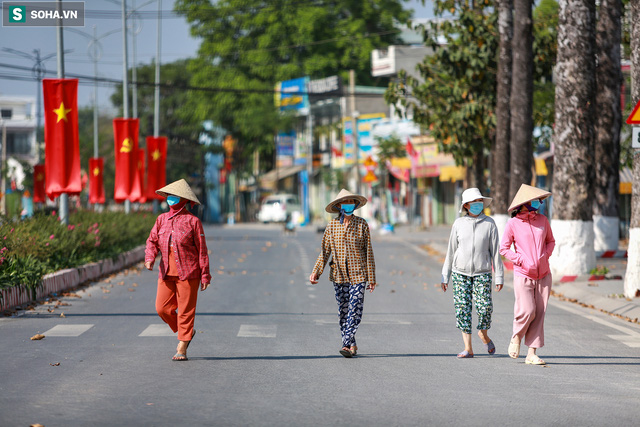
[441,188,504,358]
[145,179,211,361]
[500,184,555,366]
[309,189,377,358]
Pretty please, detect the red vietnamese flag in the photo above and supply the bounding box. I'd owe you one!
[145,136,167,200]
[406,138,418,159]
[43,79,81,200]
[113,118,139,202]
[135,149,147,203]
[89,158,105,204]
[33,164,45,203]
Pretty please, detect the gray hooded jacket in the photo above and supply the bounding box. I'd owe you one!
[441,213,504,285]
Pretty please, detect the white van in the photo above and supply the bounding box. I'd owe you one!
[257,194,301,223]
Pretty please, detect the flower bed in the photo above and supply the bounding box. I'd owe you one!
[0,210,155,308]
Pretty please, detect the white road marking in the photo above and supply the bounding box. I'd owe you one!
[237,324,277,338]
[42,324,94,337]
[139,324,176,337]
[550,299,640,347]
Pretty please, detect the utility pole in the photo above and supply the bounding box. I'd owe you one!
[1,121,6,216]
[153,0,162,213]
[56,0,69,225]
[349,69,361,194]
[122,0,131,214]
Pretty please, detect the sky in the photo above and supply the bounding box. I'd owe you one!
[0,0,435,116]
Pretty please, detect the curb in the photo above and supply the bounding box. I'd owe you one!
[0,245,146,312]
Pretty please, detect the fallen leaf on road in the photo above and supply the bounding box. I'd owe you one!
[118,281,125,286]
[587,282,598,287]
[146,403,154,406]
[31,334,45,340]
[262,247,268,252]
[390,290,396,293]
[49,362,60,366]
[132,283,138,287]
[266,241,272,247]
[60,313,65,318]
[282,243,287,248]
[238,258,244,262]
[128,288,135,292]
[61,292,81,298]
[102,289,110,293]
[242,271,247,275]
[30,424,44,427]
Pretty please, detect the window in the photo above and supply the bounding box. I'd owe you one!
[1,109,12,119]
[7,132,32,155]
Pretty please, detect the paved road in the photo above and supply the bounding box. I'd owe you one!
[1,224,639,426]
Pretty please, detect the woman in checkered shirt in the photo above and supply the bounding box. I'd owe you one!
[309,189,377,358]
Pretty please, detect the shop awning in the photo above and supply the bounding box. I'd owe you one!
[259,165,305,189]
[439,165,466,182]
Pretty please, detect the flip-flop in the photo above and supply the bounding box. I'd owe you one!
[484,340,496,355]
[525,355,546,365]
[339,347,353,358]
[457,350,474,358]
[172,353,188,361]
[508,338,520,359]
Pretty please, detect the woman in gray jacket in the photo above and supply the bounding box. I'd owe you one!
[441,188,504,358]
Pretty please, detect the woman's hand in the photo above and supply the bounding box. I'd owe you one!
[144,261,153,271]
[496,284,503,292]
[201,282,210,291]
[441,282,448,292]
[366,283,377,293]
[309,273,319,284]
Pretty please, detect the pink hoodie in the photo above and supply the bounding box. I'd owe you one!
[500,211,555,280]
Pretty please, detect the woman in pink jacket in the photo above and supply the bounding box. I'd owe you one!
[500,184,555,365]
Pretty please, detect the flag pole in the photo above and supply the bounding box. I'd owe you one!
[152,0,162,214]
[56,0,69,225]
[122,0,131,214]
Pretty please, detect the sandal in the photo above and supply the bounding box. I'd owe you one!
[484,340,496,355]
[457,350,474,358]
[339,347,353,358]
[525,355,546,365]
[508,338,520,359]
[172,353,188,361]
[350,346,358,356]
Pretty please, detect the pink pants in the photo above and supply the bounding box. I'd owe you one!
[512,274,552,348]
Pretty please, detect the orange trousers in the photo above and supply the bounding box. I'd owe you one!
[155,276,200,341]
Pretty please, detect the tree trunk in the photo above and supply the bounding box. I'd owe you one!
[550,0,597,277]
[509,0,533,201]
[624,0,640,297]
[593,0,622,252]
[467,145,485,190]
[492,0,513,236]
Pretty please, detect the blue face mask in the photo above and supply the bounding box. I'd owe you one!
[468,202,484,215]
[166,195,181,206]
[341,203,356,215]
[529,199,542,211]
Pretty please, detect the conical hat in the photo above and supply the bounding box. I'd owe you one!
[325,189,367,213]
[155,179,201,205]
[508,184,551,213]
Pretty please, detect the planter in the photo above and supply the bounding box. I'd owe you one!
[0,245,146,312]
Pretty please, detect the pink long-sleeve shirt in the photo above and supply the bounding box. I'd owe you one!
[499,211,555,280]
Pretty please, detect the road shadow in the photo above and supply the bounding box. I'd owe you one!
[532,355,640,366]
[192,353,464,361]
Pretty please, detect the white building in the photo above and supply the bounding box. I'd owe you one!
[0,95,38,165]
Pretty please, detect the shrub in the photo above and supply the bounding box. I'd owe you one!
[0,211,156,295]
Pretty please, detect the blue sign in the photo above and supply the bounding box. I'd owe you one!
[276,131,295,157]
[275,77,309,111]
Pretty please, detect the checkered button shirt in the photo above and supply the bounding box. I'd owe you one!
[312,215,376,285]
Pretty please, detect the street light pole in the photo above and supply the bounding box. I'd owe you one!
[122,0,131,214]
[56,0,69,225]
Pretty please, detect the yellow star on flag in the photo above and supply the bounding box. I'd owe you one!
[120,137,132,153]
[36,173,44,181]
[53,101,72,123]
[93,167,100,177]
[152,149,161,161]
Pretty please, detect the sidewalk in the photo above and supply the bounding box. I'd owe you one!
[386,224,640,325]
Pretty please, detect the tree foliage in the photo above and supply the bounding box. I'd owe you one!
[386,0,498,178]
[174,0,412,172]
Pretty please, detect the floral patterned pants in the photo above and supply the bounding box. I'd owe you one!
[333,282,365,348]
[452,272,493,334]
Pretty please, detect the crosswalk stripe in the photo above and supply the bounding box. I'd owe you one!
[42,324,94,337]
[314,319,412,325]
[139,324,176,337]
[237,324,277,338]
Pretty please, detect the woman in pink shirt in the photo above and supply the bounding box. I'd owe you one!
[500,184,555,365]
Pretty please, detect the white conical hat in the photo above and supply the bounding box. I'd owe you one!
[508,184,551,213]
[459,187,492,213]
[325,189,367,213]
[155,179,201,205]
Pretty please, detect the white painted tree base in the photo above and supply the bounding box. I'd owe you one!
[593,215,620,252]
[493,214,509,243]
[549,219,596,277]
[624,228,640,298]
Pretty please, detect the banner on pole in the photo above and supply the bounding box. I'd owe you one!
[113,118,140,202]
[145,136,167,200]
[88,157,105,204]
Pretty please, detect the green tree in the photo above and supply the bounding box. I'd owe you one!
[386,0,498,189]
[174,0,411,173]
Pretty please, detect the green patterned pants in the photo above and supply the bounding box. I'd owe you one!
[452,272,493,334]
